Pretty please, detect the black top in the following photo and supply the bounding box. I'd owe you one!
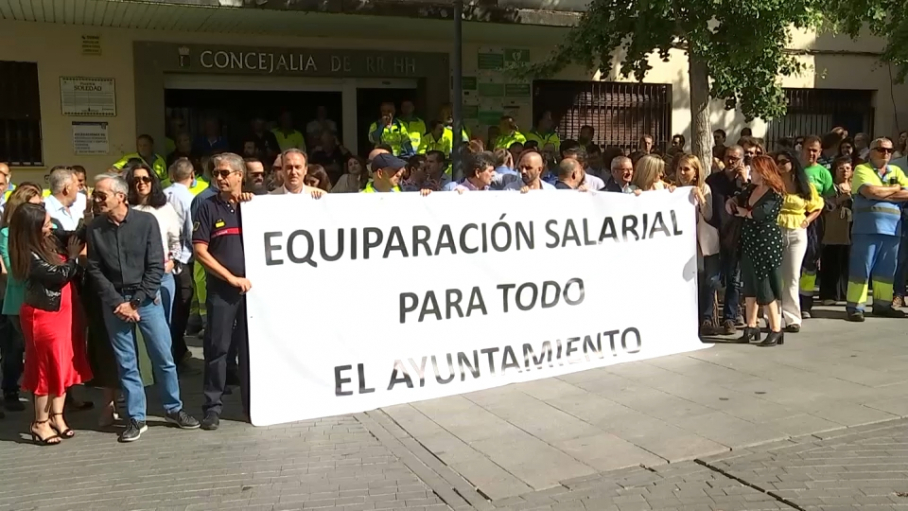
[738,185,783,278]
[554,181,573,190]
[86,208,164,309]
[192,194,245,282]
[706,169,748,229]
[603,177,623,193]
[248,130,280,158]
[309,147,347,185]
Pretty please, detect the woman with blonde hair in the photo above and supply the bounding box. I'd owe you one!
[632,154,668,191]
[676,154,721,335]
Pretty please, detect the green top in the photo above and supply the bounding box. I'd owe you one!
[804,163,835,197]
[0,227,25,316]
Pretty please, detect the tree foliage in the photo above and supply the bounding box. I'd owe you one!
[523,0,824,123]
[830,0,908,83]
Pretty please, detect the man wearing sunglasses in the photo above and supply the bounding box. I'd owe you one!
[846,137,908,322]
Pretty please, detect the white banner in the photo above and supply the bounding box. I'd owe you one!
[242,190,706,426]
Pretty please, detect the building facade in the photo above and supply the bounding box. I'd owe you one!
[0,0,905,182]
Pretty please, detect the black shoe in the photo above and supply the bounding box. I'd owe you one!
[734,326,761,344]
[784,324,800,333]
[846,311,866,322]
[164,409,200,429]
[119,419,148,443]
[757,331,784,347]
[200,412,220,431]
[3,392,25,412]
[872,306,907,318]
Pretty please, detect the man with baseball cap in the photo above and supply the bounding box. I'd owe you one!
[363,153,406,193]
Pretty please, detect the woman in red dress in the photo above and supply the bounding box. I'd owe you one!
[10,203,91,445]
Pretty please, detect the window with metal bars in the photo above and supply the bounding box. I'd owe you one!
[532,80,672,152]
[764,88,875,150]
[0,61,42,167]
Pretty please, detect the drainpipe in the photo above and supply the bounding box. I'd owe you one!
[452,0,464,181]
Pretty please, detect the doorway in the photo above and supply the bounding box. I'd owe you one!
[165,88,344,155]
[356,88,419,156]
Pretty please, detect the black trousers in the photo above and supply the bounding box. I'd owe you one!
[819,244,850,302]
[170,263,194,363]
[202,283,250,416]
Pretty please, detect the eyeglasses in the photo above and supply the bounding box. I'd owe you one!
[92,191,109,201]
[212,170,236,179]
[874,147,894,154]
[133,176,152,185]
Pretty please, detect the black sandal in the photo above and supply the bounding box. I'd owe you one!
[50,413,75,439]
[30,420,62,446]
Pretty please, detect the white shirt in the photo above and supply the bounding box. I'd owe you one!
[133,203,182,265]
[45,193,85,231]
[306,119,338,138]
[583,172,606,191]
[493,173,555,191]
[163,183,194,264]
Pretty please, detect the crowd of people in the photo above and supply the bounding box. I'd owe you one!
[0,112,905,445]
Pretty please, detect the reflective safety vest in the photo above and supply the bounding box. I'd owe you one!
[113,153,169,185]
[399,117,427,152]
[189,176,210,196]
[271,128,306,152]
[362,181,401,193]
[524,130,561,152]
[418,132,452,156]
[493,131,527,150]
[1,183,17,204]
[368,119,414,157]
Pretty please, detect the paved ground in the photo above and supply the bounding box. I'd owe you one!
[1,304,908,511]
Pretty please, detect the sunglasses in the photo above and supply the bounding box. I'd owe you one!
[213,170,236,179]
[133,176,152,185]
[875,147,894,154]
[92,191,109,200]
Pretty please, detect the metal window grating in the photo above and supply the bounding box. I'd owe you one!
[533,80,672,152]
[0,61,42,166]
[765,88,875,150]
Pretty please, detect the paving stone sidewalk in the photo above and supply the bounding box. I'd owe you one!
[382,307,908,501]
[0,355,457,511]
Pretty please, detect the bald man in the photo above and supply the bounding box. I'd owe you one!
[492,151,555,191]
[554,158,584,190]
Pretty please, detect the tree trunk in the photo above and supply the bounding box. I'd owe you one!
[688,51,714,175]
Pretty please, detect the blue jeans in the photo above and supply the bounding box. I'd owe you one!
[893,217,908,297]
[160,272,175,327]
[699,254,722,322]
[102,293,182,422]
[719,248,742,322]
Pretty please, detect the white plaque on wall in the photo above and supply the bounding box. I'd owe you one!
[60,77,116,116]
[71,122,109,155]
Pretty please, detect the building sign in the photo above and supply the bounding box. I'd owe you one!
[81,35,101,56]
[60,77,116,116]
[175,45,424,77]
[71,122,109,155]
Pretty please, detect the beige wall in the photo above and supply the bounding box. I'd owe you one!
[0,15,904,184]
[0,18,585,183]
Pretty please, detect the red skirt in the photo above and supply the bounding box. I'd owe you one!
[21,281,93,396]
